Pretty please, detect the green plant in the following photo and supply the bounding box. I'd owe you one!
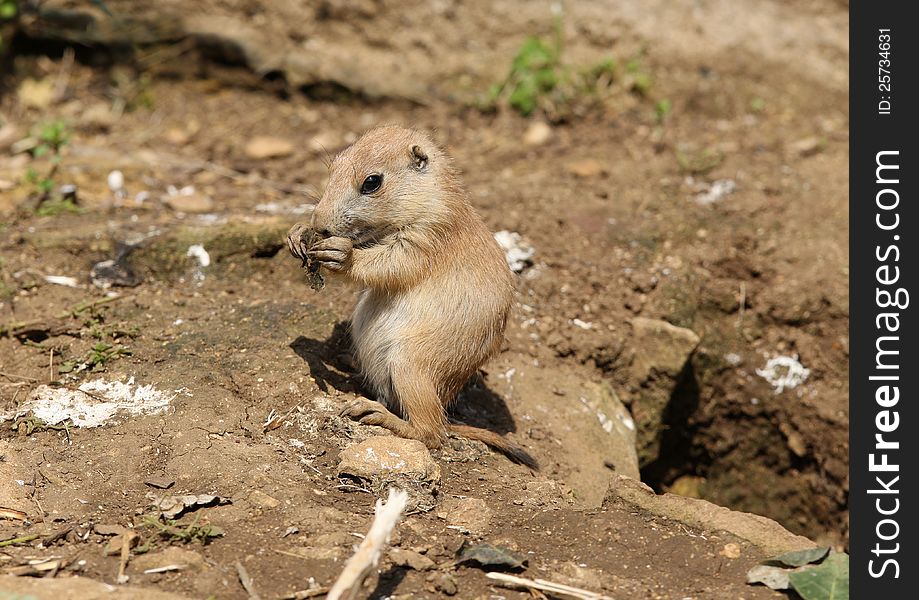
[26,120,77,213]
[655,98,672,122]
[0,0,17,53]
[485,15,652,120]
[58,341,132,374]
[141,514,225,546]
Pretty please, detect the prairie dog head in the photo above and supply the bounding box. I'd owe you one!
[310,126,460,245]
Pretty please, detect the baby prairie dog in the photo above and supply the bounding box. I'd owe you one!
[287,126,536,468]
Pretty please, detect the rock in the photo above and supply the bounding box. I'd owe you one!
[523,121,552,146]
[566,158,607,178]
[248,489,280,508]
[432,572,458,595]
[165,191,215,214]
[244,135,295,159]
[435,497,491,535]
[0,575,193,599]
[390,548,435,571]
[605,475,816,555]
[626,318,701,466]
[481,358,639,508]
[720,542,742,558]
[338,436,441,511]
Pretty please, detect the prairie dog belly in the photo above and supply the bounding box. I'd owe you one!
[351,289,406,407]
[351,270,508,411]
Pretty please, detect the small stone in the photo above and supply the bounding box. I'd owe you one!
[523,121,552,146]
[390,548,435,571]
[107,170,125,192]
[436,497,491,535]
[245,136,295,159]
[249,490,280,509]
[433,572,458,596]
[165,192,215,214]
[567,159,607,178]
[720,542,742,559]
[338,436,441,511]
[790,136,823,157]
[18,78,55,109]
[165,128,191,146]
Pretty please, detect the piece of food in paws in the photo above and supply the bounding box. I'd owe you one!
[298,228,325,291]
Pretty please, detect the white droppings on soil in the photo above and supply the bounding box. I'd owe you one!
[494,230,535,273]
[756,355,810,394]
[4,377,181,427]
[695,179,736,206]
[186,244,211,267]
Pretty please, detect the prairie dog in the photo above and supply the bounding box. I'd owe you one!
[287,126,536,468]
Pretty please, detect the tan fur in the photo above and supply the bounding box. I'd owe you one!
[288,126,536,468]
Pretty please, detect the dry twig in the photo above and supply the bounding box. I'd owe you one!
[486,572,615,600]
[327,488,409,600]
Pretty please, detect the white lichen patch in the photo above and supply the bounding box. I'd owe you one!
[4,377,180,427]
[756,355,810,394]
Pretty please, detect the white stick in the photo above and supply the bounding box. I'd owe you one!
[486,572,615,600]
[327,488,409,600]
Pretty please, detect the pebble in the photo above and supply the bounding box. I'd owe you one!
[166,192,214,214]
[244,136,295,159]
[567,158,607,178]
[523,121,553,146]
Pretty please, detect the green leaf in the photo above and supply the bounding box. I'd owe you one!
[788,553,849,600]
[456,541,527,571]
[767,546,831,568]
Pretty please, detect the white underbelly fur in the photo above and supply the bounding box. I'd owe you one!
[350,289,405,407]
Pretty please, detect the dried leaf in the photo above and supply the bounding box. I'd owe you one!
[767,546,831,568]
[746,564,792,590]
[144,477,176,490]
[788,553,849,600]
[456,541,527,571]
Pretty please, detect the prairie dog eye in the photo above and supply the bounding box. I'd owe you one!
[360,174,383,195]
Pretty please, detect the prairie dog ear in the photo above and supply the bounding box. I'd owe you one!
[410,145,429,171]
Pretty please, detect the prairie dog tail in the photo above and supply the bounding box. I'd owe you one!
[448,423,539,470]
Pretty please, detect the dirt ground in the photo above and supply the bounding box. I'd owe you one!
[0,0,848,598]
